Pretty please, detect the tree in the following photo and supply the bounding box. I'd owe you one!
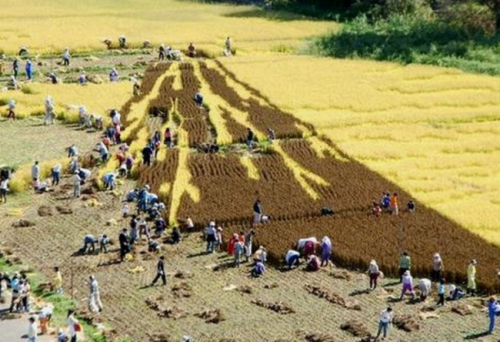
[478,0,500,30]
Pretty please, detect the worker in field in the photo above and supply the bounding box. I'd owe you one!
[400,270,415,300]
[224,36,232,56]
[0,176,8,203]
[164,127,173,148]
[73,171,81,198]
[244,230,255,262]
[67,144,78,158]
[233,237,244,267]
[253,198,262,225]
[158,44,166,60]
[12,58,19,78]
[267,128,275,143]
[320,236,332,267]
[51,163,62,186]
[31,161,40,182]
[151,256,166,286]
[98,234,109,253]
[187,42,196,58]
[78,71,87,85]
[247,127,255,148]
[296,237,317,256]
[380,192,390,212]
[78,168,91,183]
[194,92,204,106]
[390,192,399,215]
[467,259,477,296]
[53,267,63,294]
[367,259,380,290]
[415,278,432,301]
[96,142,109,163]
[7,76,18,90]
[251,260,265,277]
[44,95,55,125]
[488,295,499,334]
[62,48,70,66]
[133,82,140,97]
[88,275,103,312]
[398,251,411,283]
[102,172,117,190]
[7,99,16,119]
[407,200,416,213]
[142,141,153,166]
[285,249,300,269]
[431,253,444,282]
[80,234,96,254]
[109,68,119,82]
[25,59,33,81]
[374,307,393,340]
[253,245,267,264]
[306,254,321,271]
[372,201,382,217]
[436,278,446,306]
[48,72,58,84]
[118,35,127,49]
[119,228,130,262]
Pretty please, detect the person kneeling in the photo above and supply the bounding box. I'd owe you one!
[251,260,265,278]
[306,254,321,272]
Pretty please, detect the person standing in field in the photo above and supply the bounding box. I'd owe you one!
[205,221,217,253]
[158,44,166,60]
[225,36,232,56]
[407,200,416,213]
[398,251,411,283]
[368,259,380,290]
[62,48,70,66]
[119,228,130,261]
[400,270,415,300]
[27,316,38,342]
[372,201,382,217]
[73,171,81,198]
[151,256,166,286]
[247,127,255,148]
[374,307,393,340]
[187,42,196,58]
[66,309,79,342]
[320,236,332,267]
[7,99,15,119]
[488,295,499,334]
[142,142,153,166]
[253,199,262,226]
[244,230,255,262]
[436,278,446,306]
[31,161,40,182]
[0,176,9,203]
[164,127,173,148]
[390,192,399,215]
[12,58,19,78]
[381,192,390,212]
[25,59,33,81]
[88,275,103,312]
[45,95,55,125]
[51,163,61,186]
[233,238,244,268]
[431,253,444,282]
[53,267,63,294]
[109,68,119,82]
[467,259,477,296]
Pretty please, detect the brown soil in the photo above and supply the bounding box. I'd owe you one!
[393,314,420,332]
[340,319,371,337]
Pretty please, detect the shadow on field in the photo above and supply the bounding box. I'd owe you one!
[464,331,490,339]
[223,8,321,22]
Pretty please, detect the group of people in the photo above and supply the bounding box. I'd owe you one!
[371,191,416,217]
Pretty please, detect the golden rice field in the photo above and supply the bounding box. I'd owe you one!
[1,82,132,121]
[222,54,500,243]
[0,0,335,55]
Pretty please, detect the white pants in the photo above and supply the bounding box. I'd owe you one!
[88,293,103,312]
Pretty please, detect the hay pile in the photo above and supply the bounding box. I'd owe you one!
[331,270,352,281]
[452,303,473,316]
[174,271,194,279]
[56,206,73,214]
[194,309,226,324]
[149,333,172,342]
[264,282,279,289]
[237,285,253,294]
[302,332,338,342]
[172,282,192,298]
[305,284,361,310]
[145,296,186,320]
[251,299,295,315]
[38,205,53,216]
[393,314,420,332]
[11,219,35,228]
[340,319,371,337]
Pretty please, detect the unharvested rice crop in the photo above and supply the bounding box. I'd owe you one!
[0,0,335,55]
[221,54,500,245]
[128,61,500,292]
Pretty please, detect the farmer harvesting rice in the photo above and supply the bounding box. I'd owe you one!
[285,249,300,269]
[431,253,444,282]
[45,96,55,125]
[320,236,332,267]
[400,270,415,300]
[188,42,196,57]
[7,99,15,119]
[151,256,166,286]
[62,48,70,66]
[306,254,320,271]
[367,259,380,290]
[296,236,317,258]
[253,198,262,225]
[109,68,119,82]
[7,76,18,90]
[398,251,411,282]
[416,278,431,301]
[25,59,33,80]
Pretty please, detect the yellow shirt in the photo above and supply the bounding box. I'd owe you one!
[53,271,62,287]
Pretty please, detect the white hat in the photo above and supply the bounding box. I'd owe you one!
[182,336,192,342]
[210,221,215,227]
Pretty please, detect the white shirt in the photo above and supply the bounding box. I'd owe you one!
[297,237,317,250]
[32,165,40,179]
[67,315,77,336]
[380,309,393,323]
[28,321,37,338]
[8,99,15,109]
[112,112,121,125]
[187,218,194,229]
[419,278,431,294]
[52,164,62,173]
[73,174,81,186]
[285,250,300,263]
[402,275,413,285]
[0,179,8,190]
